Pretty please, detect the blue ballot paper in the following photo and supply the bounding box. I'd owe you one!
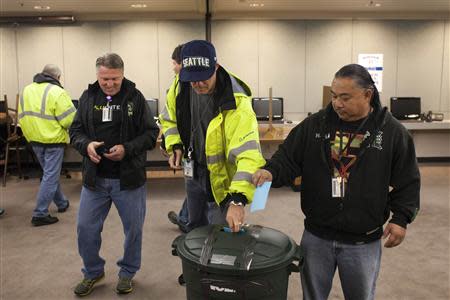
[250,181,272,212]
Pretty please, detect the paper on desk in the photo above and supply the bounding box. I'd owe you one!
[250,182,272,213]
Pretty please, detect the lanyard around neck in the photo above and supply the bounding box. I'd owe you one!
[338,113,370,159]
[333,113,371,179]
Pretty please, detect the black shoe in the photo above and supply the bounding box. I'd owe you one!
[0,208,4,216]
[178,274,185,286]
[116,277,133,294]
[74,273,105,297]
[58,201,70,213]
[168,211,179,225]
[31,215,59,226]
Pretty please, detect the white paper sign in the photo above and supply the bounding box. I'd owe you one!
[358,54,383,92]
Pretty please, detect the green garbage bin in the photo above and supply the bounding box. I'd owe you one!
[172,224,302,300]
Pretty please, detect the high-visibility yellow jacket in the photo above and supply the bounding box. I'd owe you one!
[19,74,76,144]
[159,67,265,205]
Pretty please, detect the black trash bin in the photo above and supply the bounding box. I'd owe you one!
[172,224,302,300]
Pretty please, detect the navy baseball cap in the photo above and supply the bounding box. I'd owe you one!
[179,40,217,82]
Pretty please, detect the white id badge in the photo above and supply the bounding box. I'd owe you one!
[332,177,342,198]
[102,106,112,122]
[183,159,194,178]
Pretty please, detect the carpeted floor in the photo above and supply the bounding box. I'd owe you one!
[0,163,448,299]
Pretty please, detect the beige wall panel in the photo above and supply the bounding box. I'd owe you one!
[16,26,64,94]
[305,21,353,113]
[62,22,110,99]
[397,21,445,113]
[440,20,449,112]
[212,21,259,97]
[110,21,158,101]
[352,20,398,108]
[157,20,204,111]
[0,28,18,106]
[258,20,306,117]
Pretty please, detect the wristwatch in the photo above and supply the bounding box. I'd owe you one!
[230,200,244,207]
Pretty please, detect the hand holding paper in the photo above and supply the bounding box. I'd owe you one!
[251,181,272,213]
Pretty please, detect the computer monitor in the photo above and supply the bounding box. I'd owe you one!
[390,97,421,120]
[252,97,284,121]
[145,98,158,118]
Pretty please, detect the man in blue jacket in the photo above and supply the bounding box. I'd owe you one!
[253,64,420,300]
[70,53,159,296]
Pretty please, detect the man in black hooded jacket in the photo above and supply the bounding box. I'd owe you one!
[253,64,420,300]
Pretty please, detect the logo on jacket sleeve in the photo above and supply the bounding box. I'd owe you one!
[362,130,383,150]
[239,130,255,142]
[127,102,134,117]
[371,131,383,150]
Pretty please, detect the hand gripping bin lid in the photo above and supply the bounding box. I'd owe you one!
[172,224,302,300]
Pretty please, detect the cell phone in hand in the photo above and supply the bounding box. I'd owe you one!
[95,145,110,155]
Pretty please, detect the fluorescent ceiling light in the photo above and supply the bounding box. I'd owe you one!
[34,5,51,10]
[131,4,148,8]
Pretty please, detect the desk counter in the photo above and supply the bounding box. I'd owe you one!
[400,120,450,158]
[63,120,450,164]
[401,120,450,131]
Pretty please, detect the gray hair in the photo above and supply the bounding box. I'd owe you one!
[96,53,124,71]
[42,64,61,80]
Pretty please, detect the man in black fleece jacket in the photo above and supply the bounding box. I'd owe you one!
[253,64,420,300]
[70,53,159,296]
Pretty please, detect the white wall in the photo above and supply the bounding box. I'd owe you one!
[352,20,398,108]
[397,21,445,113]
[62,23,111,98]
[212,20,259,96]
[0,20,204,112]
[212,19,450,120]
[156,21,204,103]
[0,28,19,105]
[1,19,449,119]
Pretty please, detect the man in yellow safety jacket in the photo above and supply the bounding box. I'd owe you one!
[19,64,76,226]
[159,40,265,232]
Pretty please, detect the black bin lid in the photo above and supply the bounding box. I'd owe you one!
[174,224,298,275]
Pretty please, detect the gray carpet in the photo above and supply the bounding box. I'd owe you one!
[0,163,448,299]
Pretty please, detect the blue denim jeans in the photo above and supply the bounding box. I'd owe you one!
[32,145,69,217]
[300,230,381,300]
[178,197,189,227]
[184,168,226,232]
[77,177,146,279]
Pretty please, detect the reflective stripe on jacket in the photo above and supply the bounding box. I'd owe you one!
[160,69,266,204]
[159,74,181,153]
[19,82,76,144]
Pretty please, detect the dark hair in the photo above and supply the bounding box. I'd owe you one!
[96,53,124,70]
[171,44,183,64]
[334,64,381,110]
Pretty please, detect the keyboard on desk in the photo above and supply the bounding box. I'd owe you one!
[400,119,423,123]
[258,119,285,124]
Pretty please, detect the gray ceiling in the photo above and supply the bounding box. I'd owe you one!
[1,0,449,20]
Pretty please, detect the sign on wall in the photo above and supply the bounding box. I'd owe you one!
[358,54,383,92]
